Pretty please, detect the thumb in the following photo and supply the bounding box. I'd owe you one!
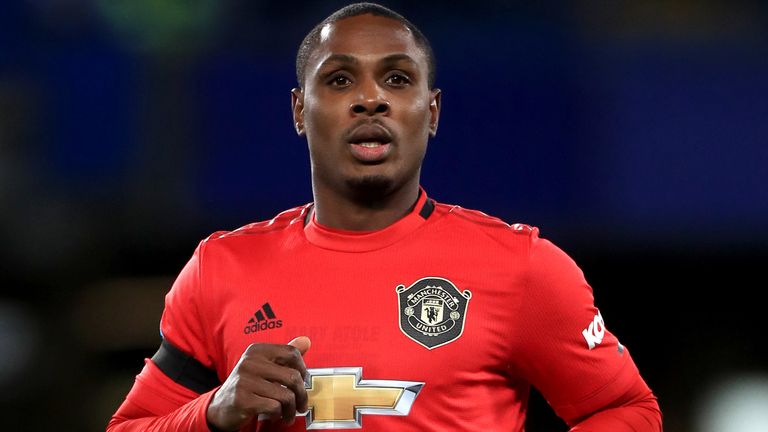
[288,336,311,355]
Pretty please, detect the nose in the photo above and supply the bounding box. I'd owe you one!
[350,80,390,116]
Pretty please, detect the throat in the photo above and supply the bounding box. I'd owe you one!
[312,180,420,232]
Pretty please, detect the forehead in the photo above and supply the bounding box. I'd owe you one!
[307,14,427,71]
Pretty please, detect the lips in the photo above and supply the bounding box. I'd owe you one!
[345,123,394,163]
[346,123,393,145]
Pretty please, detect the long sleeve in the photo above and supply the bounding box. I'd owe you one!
[107,240,223,431]
[569,374,662,431]
[107,359,218,432]
[512,232,662,431]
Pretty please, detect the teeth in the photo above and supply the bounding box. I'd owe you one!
[358,142,381,148]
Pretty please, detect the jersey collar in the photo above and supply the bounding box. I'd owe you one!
[303,187,434,252]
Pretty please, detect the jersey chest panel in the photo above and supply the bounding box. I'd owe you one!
[208,236,529,430]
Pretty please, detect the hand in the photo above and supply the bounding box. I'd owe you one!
[206,336,311,431]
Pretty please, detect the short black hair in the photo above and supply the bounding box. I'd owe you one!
[295,2,436,89]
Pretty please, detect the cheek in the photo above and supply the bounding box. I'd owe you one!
[402,93,431,123]
[303,94,346,137]
[304,104,330,137]
[402,96,433,128]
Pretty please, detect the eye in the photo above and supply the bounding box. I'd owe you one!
[385,73,411,87]
[328,75,352,87]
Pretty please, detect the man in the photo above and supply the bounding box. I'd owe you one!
[108,3,662,431]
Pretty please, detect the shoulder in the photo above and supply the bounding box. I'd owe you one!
[432,200,539,241]
[199,204,311,248]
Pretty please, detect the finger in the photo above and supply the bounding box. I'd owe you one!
[267,344,309,381]
[292,374,309,414]
[243,362,308,414]
[208,373,274,431]
[239,344,309,412]
[286,337,310,412]
[243,343,307,376]
[248,379,297,424]
[288,336,311,355]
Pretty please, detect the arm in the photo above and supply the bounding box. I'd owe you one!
[107,339,311,432]
[569,378,661,431]
[514,232,662,431]
[107,359,218,432]
[107,240,311,432]
[108,243,220,432]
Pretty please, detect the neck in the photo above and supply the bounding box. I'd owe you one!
[311,178,420,231]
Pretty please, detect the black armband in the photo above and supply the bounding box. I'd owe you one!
[151,339,220,394]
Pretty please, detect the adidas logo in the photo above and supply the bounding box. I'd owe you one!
[244,302,283,334]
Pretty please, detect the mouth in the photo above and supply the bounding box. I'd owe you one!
[354,141,387,148]
[347,123,393,145]
[346,123,394,163]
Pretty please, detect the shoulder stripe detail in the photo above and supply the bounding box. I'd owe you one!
[151,339,220,394]
[419,198,435,220]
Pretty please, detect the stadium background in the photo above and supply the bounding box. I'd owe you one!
[1,1,767,431]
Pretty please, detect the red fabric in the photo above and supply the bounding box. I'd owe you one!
[570,379,662,431]
[107,189,661,431]
[107,360,217,432]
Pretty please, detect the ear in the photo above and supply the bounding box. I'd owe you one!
[428,88,441,137]
[291,88,305,136]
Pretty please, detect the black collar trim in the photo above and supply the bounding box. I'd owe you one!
[419,198,435,220]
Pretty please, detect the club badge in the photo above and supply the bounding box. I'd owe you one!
[396,277,472,349]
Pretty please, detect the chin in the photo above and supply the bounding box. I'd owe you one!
[345,175,395,200]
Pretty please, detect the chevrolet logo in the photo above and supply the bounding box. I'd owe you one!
[303,367,423,429]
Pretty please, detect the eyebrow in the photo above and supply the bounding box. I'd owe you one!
[319,53,359,68]
[380,53,419,69]
[318,53,419,69]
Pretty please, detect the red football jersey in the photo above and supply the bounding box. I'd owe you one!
[108,189,659,431]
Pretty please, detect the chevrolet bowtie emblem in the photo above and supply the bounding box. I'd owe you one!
[303,367,424,429]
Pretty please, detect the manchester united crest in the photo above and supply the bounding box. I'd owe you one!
[396,277,472,349]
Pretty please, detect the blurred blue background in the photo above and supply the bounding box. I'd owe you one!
[1,1,767,431]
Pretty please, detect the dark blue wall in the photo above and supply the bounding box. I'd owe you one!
[1,2,766,431]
